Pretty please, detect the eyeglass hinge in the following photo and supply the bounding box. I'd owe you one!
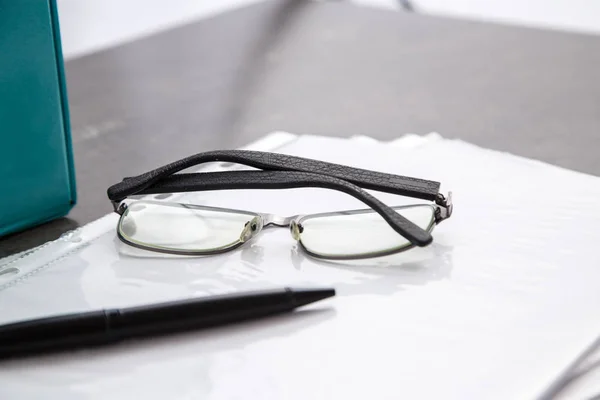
[434,192,453,224]
[112,200,127,215]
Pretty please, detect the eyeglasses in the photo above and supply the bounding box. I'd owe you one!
[107,150,452,259]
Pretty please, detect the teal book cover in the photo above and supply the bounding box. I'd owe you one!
[0,0,76,236]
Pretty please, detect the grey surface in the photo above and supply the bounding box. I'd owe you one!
[1,1,599,256]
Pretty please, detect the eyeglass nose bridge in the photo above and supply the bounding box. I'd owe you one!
[260,213,297,228]
[259,213,304,241]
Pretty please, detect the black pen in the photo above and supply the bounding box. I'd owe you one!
[0,287,335,359]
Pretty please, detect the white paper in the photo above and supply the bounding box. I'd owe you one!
[1,132,599,400]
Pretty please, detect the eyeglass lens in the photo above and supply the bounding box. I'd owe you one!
[297,205,435,258]
[118,201,259,253]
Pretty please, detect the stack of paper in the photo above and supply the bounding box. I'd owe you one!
[0,132,598,399]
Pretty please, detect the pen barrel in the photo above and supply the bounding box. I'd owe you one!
[109,289,297,336]
[0,311,111,357]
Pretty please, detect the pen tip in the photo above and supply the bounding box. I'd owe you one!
[289,287,336,307]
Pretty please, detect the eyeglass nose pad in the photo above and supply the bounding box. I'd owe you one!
[289,220,304,241]
[240,216,263,243]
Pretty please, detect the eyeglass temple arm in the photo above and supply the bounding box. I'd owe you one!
[120,170,433,247]
[106,150,441,202]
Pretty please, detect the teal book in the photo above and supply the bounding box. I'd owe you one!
[0,0,76,237]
